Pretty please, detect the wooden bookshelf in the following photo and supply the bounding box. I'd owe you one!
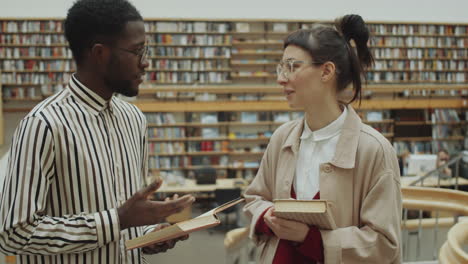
[1,18,467,179]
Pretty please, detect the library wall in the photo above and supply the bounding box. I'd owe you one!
[1,0,468,23]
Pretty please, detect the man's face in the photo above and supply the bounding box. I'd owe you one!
[104,20,148,97]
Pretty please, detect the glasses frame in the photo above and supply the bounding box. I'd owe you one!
[116,45,148,65]
[276,60,323,79]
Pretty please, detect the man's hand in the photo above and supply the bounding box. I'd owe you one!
[263,206,309,243]
[118,179,195,230]
[141,223,189,254]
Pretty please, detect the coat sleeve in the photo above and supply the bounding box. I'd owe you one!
[0,116,121,255]
[320,168,402,264]
[243,143,275,245]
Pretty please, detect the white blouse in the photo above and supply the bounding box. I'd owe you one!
[294,106,347,200]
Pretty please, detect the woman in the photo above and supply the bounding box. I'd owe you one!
[243,15,402,263]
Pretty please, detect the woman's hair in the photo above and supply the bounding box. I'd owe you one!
[284,14,374,104]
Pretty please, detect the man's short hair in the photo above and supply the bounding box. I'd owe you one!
[64,0,143,65]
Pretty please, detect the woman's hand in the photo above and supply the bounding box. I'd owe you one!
[263,206,309,242]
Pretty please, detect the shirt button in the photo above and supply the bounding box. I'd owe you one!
[322,164,333,173]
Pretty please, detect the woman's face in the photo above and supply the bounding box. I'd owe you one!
[277,45,325,109]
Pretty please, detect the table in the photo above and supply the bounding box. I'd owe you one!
[156,178,248,194]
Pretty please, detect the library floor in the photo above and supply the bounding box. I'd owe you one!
[146,225,229,264]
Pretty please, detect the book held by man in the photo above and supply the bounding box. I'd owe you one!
[125,197,245,250]
[273,199,337,230]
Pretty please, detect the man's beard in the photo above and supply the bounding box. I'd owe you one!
[104,54,139,97]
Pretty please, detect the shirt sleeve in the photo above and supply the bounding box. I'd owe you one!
[254,208,274,236]
[295,226,324,262]
[0,116,120,255]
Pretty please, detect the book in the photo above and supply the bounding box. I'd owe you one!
[125,197,245,250]
[273,199,337,230]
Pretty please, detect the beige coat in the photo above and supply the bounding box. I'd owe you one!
[243,106,402,264]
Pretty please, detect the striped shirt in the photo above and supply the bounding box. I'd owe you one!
[0,74,150,264]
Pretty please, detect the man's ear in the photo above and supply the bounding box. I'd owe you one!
[321,61,336,82]
[90,43,110,66]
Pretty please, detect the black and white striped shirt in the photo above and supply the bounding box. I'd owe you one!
[0,74,150,263]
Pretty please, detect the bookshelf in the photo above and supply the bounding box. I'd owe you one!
[1,18,467,179]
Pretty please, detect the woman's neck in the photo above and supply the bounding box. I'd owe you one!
[304,101,343,131]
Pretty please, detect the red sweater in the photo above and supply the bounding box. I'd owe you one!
[255,189,324,264]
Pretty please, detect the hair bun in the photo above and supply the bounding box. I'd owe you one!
[336,14,369,42]
[335,14,373,68]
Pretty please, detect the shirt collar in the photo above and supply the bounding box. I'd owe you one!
[300,106,347,142]
[68,74,113,115]
[282,105,361,169]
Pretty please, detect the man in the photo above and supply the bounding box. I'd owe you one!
[0,0,194,263]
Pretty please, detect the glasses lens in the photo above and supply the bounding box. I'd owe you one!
[140,46,148,64]
[276,64,282,76]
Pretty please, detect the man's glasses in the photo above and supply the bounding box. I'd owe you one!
[116,45,148,65]
[276,60,322,79]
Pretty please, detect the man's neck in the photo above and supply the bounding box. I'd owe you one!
[75,69,113,100]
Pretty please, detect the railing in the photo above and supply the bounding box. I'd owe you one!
[401,186,468,261]
[408,151,467,189]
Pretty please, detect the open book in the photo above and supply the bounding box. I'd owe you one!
[126,197,245,250]
[273,199,337,230]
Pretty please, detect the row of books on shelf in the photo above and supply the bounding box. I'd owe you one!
[2,60,75,71]
[393,141,463,156]
[366,72,467,82]
[235,22,290,33]
[0,34,67,45]
[232,48,280,54]
[145,112,303,125]
[149,156,232,169]
[368,25,467,35]
[152,47,231,57]
[1,21,63,33]
[432,126,464,139]
[231,59,277,64]
[233,71,273,77]
[145,22,230,33]
[373,61,466,71]
[2,21,466,36]
[149,34,231,45]
[146,113,178,124]
[396,89,467,97]
[149,142,186,154]
[148,59,229,71]
[372,36,467,47]
[148,127,186,139]
[3,86,38,99]
[371,48,467,59]
[432,109,462,122]
[0,47,72,58]
[2,84,64,99]
[186,141,229,152]
[1,72,71,84]
[232,39,282,44]
[144,72,229,83]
